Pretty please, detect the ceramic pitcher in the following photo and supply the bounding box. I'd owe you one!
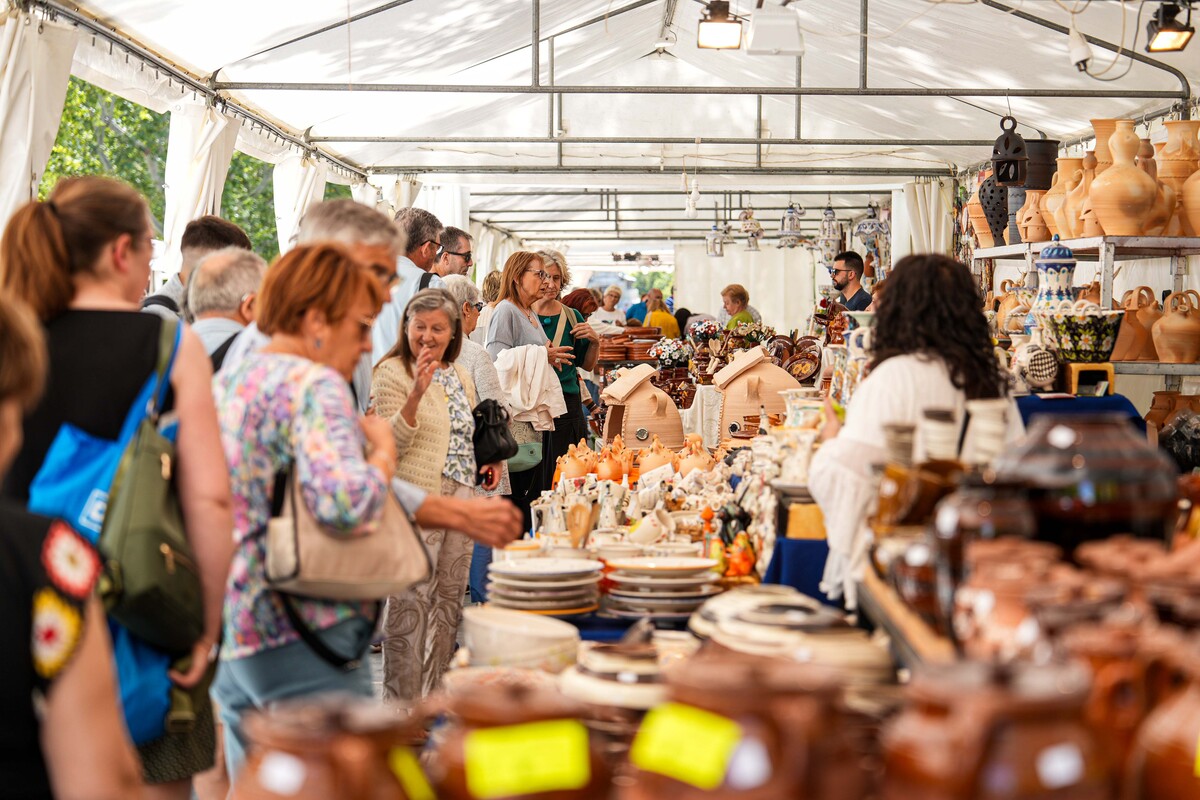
[1089,119,1156,235]
[1025,238,1078,334]
[1125,286,1162,360]
[1152,292,1200,364]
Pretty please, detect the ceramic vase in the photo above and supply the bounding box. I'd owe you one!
[1125,286,1162,360]
[1089,120,1156,236]
[979,173,1009,247]
[1024,138,1062,191]
[1041,158,1083,238]
[1017,190,1050,242]
[1053,162,1084,239]
[1005,186,1026,244]
[1184,166,1200,237]
[1025,238,1079,333]
[966,181,993,248]
[1151,292,1200,364]
[1111,307,1150,361]
[1062,151,1096,239]
[1140,154,1177,237]
[1091,118,1119,175]
[1158,120,1200,235]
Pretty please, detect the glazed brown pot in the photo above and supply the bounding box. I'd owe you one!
[623,654,871,800]
[882,661,1109,800]
[993,414,1179,558]
[1126,638,1200,799]
[954,557,1075,661]
[431,684,612,800]
[233,700,424,800]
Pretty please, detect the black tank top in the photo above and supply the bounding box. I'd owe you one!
[3,310,172,501]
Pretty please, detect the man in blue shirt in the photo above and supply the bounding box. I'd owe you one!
[831,251,872,311]
[626,287,662,325]
[372,207,445,363]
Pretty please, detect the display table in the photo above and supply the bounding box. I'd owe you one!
[680,384,722,448]
[762,539,837,608]
[1016,393,1143,430]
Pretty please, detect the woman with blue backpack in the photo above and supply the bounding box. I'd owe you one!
[0,176,234,800]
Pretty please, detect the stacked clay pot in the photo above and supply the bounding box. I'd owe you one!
[966,175,993,248]
[1126,637,1200,798]
[1089,120,1158,236]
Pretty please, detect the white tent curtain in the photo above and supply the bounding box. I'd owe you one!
[160,100,240,276]
[422,184,471,231]
[272,153,327,253]
[0,13,77,229]
[673,244,823,334]
[895,178,954,259]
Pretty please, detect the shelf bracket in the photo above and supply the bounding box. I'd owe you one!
[1099,241,1115,308]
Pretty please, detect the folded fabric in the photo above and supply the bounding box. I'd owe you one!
[494,345,566,432]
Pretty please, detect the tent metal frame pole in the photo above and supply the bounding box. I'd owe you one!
[310,135,992,146]
[794,57,802,139]
[213,81,1183,100]
[474,206,873,217]
[472,189,887,196]
[531,0,540,88]
[371,165,953,176]
[859,0,868,90]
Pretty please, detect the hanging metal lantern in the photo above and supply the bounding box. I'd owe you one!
[738,206,764,238]
[706,224,725,257]
[990,115,1029,187]
[745,233,761,252]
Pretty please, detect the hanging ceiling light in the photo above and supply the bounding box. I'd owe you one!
[746,1,805,56]
[697,1,744,49]
[1146,3,1194,52]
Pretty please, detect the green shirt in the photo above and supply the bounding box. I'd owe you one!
[539,307,589,396]
[725,310,754,330]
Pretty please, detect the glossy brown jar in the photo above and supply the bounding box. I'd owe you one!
[930,475,1037,638]
[1023,575,1127,657]
[1077,535,1170,602]
[882,661,1109,800]
[1126,637,1200,799]
[431,683,611,800]
[623,653,871,800]
[955,557,1077,662]
[994,414,1179,557]
[233,699,423,800]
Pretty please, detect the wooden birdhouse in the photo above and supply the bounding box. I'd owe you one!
[990,115,1028,187]
[714,347,801,437]
[600,364,685,450]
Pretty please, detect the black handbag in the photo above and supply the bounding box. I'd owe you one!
[472,399,519,484]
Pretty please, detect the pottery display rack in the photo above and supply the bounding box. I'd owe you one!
[975,236,1200,391]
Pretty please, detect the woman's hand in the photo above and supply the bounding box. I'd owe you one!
[411,347,438,399]
[571,321,599,343]
[168,638,216,688]
[819,395,842,442]
[480,463,502,491]
[547,343,575,371]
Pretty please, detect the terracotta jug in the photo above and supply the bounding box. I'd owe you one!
[1053,165,1084,239]
[1126,286,1162,360]
[1089,119,1157,235]
[1158,120,1200,235]
[233,699,424,800]
[881,661,1109,800]
[1017,190,1050,242]
[1145,389,1182,432]
[1110,306,1150,361]
[1152,292,1200,364]
[1184,164,1200,237]
[1061,151,1095,239]
[967,180,993,248]
[1138,138,1158,179]
[1090,118,1118,175]
[1138,140,1177,236]
[1041,160,1083,238]
[1126,638,1200,798]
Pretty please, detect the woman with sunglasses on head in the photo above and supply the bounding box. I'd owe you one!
[372,288,502,707]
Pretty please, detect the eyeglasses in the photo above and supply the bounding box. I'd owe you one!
[523,269,550,282]
[442,249,473,263]
[828,268,853,275]
[356,316,376,339]
[368,264,399,287]
[471,301,485,312]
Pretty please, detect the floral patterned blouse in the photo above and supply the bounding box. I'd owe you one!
[213,353,387,660]
[433,367,476,487]
[0,502,100,796]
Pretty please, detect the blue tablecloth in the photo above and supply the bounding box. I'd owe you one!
[763,538,839,607]
[1016,393,1144,430]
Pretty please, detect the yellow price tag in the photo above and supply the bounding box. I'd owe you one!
[388,748,435,800]
[629,702,743,790]
[464,719,591,799]
[1194,727,1200,777]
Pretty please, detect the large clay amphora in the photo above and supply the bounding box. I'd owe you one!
[1089,120,1156,236]
[1042,158,1082,238]
[1151,292,1200,364]
[1062,151,1096,239]
[1184,164,1200,237]
[1158,120,1200,235]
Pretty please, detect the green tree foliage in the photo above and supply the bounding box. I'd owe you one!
[324,182,351,201]
[40,77,168,232]
[221,152,278,261]
[633,270,674,298]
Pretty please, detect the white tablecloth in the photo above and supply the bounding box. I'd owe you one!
[680,384,723,449]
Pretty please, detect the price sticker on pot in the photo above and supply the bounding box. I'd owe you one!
[388,748,435,800]
[464,719,590,799]
[630,702,743,790]
[1194,728,1200,777]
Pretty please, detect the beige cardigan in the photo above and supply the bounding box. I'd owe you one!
[372,357,478,495]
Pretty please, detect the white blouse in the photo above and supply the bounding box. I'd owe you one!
[807,353,1024,607]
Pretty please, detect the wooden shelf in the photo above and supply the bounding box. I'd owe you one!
[857,567,957,669]
[974,236,1200,261]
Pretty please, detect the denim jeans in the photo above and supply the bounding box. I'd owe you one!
[210,616,374,787]
[469,541,492,604]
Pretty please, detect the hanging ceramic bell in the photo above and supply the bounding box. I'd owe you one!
[705,224,725,257]
[991,115,1029,187]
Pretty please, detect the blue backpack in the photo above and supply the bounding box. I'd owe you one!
[27,320,182,744]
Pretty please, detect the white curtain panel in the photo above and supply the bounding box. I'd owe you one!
[890,188,913,264]
[160,101,240,275]
[397,177,423,211]
[0,13,77,229]
[899,179,955,259]
[351,179,381,210]
[422,184,470,231]
[272,153,327,254]
[673,243,822,335]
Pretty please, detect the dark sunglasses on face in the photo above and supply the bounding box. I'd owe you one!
[441,249,473,263]
[471,301,485,312]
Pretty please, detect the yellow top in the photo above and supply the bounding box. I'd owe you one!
[644,309,681,339]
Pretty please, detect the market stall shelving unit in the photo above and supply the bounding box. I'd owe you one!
[857,567,957,670]
[974,236,1200,391]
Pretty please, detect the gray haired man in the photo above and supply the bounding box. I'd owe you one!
[187,247,267,368]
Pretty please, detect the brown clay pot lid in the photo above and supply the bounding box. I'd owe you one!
[1061,623,1142,659]
[448,683,586,727]
[908,661,1090,713]
[666,653,840,711]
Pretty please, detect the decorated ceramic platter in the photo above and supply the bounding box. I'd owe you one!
[604,607,694,622]
[607,594,708,610]
[603,557,719,576]
[487,584,601,604]
[490,594,600,611]
[488,558,605,580]
[608,585,723,600]
[488,573,603,590]
[607,571,721,587]
[502,604,600,617]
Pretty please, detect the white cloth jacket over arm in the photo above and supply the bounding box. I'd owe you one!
[494,345,566,431]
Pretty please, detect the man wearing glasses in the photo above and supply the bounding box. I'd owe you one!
[433,226,474,278]
[830,251,872,311]
[372,207,445,364]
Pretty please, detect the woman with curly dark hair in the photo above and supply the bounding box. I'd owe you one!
[808,254,1021,607]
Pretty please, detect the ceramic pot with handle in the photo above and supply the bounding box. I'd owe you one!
[1152,291,1200,364]
[1089,119,1157,235]
[1110,306,1150,362]
[1090,118,1118,175]
[1125,286,1162,361]
[1126,638,1200,799]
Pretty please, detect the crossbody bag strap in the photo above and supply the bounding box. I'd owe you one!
[149,318,182,422]
[552,308,569,347]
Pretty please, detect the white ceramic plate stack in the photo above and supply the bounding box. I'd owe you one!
[602,557,722,622]
[487,558,605,616]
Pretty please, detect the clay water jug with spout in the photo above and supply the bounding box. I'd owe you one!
[1089,119,1156,235]
[1152,292,1200,364]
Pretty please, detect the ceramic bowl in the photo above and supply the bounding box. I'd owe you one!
[1039,309,1123,363]
[461,607,580,665]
